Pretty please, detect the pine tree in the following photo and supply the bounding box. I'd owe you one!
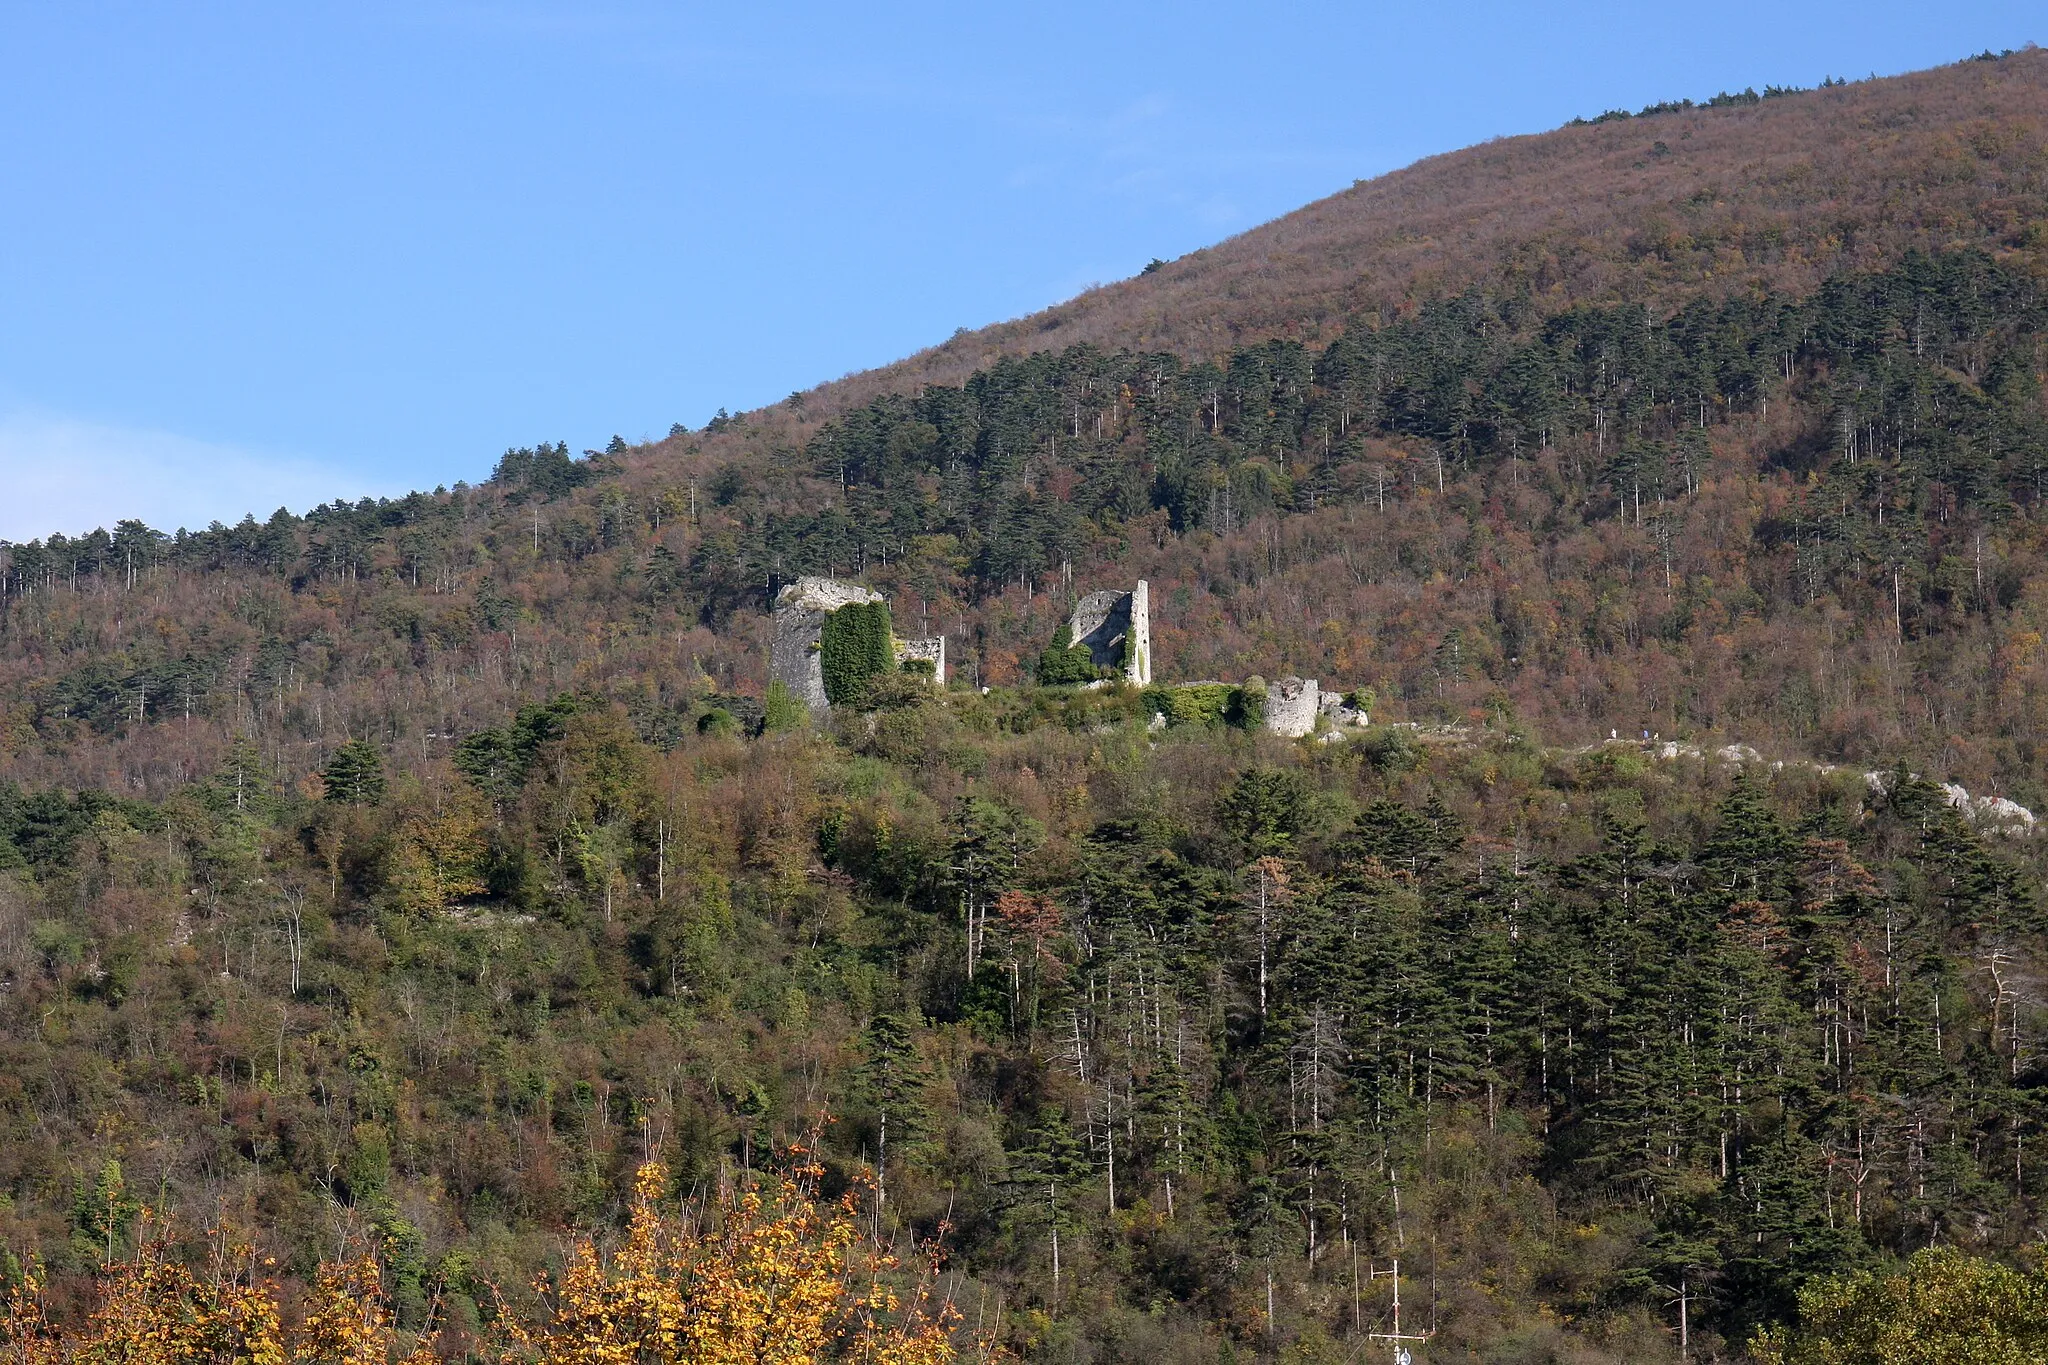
[855,1013,931,1218]
[1003,1106,1092,1310]
[322,739,387,806]
[1219,767,1313,857]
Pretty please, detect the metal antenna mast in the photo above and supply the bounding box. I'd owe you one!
[1366,1257,1432,1364]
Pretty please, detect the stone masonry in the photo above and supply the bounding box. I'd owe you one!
[895,634,946,682]
[769,576,946,715]
[771,577,882,714]
[1263,676,1320,738]
[1066,580,1151,686]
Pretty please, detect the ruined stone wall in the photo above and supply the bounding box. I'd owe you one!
[1125,580,1150,685]
[1264,676,1320,738]
[1067,579,1151,686]
[1318,688,1369,729]
[894,635,946,685]
[770,577,883,714]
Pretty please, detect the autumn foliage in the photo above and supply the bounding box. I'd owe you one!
[12,48,2048,1365]
[0,1160,964,1365]
[1,1220,424,1365]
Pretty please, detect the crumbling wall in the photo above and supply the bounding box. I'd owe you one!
[894,634,946,685]
[1126,580,1150,685]
[1318,689,1369,729]
[1067,579,1151,686]
[771,577,949,712]
[1264,676,1320,738]
[771,577,883,714]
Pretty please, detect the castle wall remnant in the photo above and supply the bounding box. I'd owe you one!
[1318,689,1369,728]
[895,634,946,682]
[1264,676,1320,738]
[769,576,946,714]
[1067,580,1151,686]
[772,577,882,714]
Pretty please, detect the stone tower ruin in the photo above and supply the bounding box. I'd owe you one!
[769,576,946,715]
[1066,580,1151,686]
[1262,676,1320,738]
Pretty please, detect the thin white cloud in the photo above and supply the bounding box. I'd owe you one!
[0,411,383,541]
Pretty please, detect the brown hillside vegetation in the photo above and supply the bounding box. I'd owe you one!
[807,46,2048,414]
[6,56,2048,804]
[11,52,2048,1365]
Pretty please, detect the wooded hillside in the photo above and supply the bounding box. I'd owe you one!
[4,49,2048,1364]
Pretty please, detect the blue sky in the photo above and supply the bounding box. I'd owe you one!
[0,2,2039,539]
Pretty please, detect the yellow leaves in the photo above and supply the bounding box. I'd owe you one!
[3,1219,292,1365]
[389,784,490,915]
[5,1160,974,1365]
[294,1256,400,1365]
[512,1160,960,1365]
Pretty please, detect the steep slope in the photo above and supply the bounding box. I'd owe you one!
[412,50,2048,526]
[804,48,2048,414]
[7,56,2048,804]
[4,52,2048,1365]
[1,54,2044,795]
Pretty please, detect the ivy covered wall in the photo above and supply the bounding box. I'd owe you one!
[820,601,894,703]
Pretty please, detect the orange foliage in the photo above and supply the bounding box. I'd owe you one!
[505,1158,959,1365]
[0,1216,431,1365]
[1,1163,966,1365]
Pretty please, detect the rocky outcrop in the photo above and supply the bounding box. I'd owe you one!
[1941,782,2038,829]
[1068,581,1151,686]
[1621,736,2040,833]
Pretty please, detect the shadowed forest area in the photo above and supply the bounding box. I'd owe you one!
[5,49,2048,1364]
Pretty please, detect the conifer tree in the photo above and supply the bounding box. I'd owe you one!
[321,739,387,806]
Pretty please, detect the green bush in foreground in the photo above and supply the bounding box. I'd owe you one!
[1752,1247,2048,1365]
[763,678,807,731]
[1141,681,1264,729]
[1035,625,1106,685]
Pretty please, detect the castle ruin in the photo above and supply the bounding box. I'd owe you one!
[769,576,946,715]
[1263,676,1320,738]
[1262,678,1369,738]
[773,574,1369,742]
[1066,580,1151,686]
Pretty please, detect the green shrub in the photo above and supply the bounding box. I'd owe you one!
[820,601,893,704]
[1359,726,1422,774]
[763,679,807,732]
[1751,1246,2048,1364]
[1144,683,1239,728]
[1035,625,1106,685]
[1231,677,1266,729]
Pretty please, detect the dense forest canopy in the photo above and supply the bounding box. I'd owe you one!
[4,677,2047,1362]
[7,244,2048,800]
[4,51,2048,1364]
